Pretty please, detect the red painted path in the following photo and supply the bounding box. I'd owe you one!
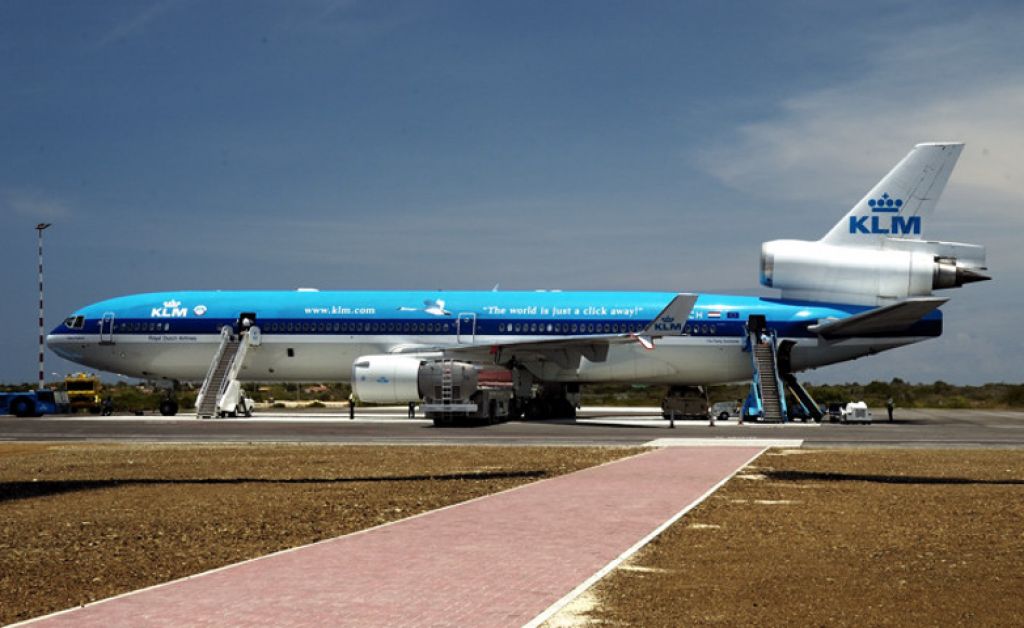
[27,446,762,627]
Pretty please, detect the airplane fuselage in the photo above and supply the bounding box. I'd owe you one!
[47,290,940,385]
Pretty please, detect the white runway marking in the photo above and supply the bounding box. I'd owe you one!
[646,438,803,448]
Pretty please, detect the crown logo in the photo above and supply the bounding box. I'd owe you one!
[163,299,182,309]
[868,192,902,213]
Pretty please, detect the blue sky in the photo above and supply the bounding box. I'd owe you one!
[1,0,1021,384]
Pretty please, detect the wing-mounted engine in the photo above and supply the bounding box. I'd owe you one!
[351,355,481,404]
[351,355,514,425]
[760,238,989,306]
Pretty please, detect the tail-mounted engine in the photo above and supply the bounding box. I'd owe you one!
[760,238,989,306]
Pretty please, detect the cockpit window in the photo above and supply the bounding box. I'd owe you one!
[63,316,85,329]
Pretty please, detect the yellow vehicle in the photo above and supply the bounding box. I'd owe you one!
[64,372,102,413]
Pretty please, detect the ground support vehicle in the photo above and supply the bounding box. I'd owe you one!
[710,401,739,421]
[419,362,513,426]
[662,386,710,420]
[841,401,873,424]
[0,390,70,417]
[64,372,102,413]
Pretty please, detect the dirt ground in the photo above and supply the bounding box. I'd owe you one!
[0,443,633,625]
[561,449,1024,627]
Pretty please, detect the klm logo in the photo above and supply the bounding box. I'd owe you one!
[849,193,921,235]
[151,299,188,318]
[653,315,682,333]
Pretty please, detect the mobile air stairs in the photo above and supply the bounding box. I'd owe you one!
[741,316,823,423]
[195,324,259,418]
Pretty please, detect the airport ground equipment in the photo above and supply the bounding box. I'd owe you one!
[662,386,710,420]
[841,401,872,424]
[742,321,787,422]
[195,326,256,418]
[64,372,102,413]
[710,401,738,421]
[0,389,70,417]
[783,374,823,422]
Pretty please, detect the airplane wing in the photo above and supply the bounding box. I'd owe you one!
[430,293,699,369]
[808,297,948,339]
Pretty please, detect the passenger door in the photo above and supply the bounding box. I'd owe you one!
[99,312,115,344]
[456,312,476,344]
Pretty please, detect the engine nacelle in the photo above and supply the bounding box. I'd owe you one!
[351,355,425,404]
[351,355,481,404]
[761,239,988,305]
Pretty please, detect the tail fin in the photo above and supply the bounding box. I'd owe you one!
[821,142,963,244]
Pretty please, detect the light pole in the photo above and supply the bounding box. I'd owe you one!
[36,223,51,390]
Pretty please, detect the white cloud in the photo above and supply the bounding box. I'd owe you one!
[700,11,1024,221]
[94,0,184,49]
[699,10,1024,384]
[2,189,72,220]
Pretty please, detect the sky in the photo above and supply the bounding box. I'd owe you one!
[1,0,1021,385]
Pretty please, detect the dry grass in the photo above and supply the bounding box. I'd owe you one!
[0,443,635,625]
[565,449,1024,627]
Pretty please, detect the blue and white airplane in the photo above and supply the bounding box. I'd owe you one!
[48,143,988,418]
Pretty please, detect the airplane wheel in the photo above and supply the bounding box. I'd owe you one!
[159,399,178,416]
[11,398,33,418]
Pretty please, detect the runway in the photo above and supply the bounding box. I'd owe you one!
[2,407,1022,448]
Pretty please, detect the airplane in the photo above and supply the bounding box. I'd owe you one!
[47,142,989,421]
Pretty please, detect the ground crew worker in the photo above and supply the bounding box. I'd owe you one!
[349,393,355,420]
[887,397,895,421]
[408,402,416,418]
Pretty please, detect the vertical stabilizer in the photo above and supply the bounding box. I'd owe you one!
[821,142,963,244]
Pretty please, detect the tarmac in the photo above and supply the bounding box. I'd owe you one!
[2,407,1023,448]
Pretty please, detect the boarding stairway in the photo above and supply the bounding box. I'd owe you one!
[196,326,255,419]
[742,324,787,422]
[741,319,824,423]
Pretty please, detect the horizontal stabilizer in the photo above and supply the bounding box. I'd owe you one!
[809,297,947,338]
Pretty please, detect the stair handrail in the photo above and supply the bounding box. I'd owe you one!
[766,329,789,421]
[743,326,764,419]
[197,326,233,413]
[215,327,254,414]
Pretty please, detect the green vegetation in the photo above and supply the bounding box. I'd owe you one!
[581,380,1024,409]
[4,379,1022,411]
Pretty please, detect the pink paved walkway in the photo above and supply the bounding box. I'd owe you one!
[27,446,762,627]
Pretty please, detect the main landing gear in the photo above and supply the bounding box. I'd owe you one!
[157,381,180,416]
[516,383,580,420]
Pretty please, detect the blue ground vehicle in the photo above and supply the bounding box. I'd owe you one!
[0,390,70,417]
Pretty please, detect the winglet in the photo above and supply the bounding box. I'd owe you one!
[632,293,698,348]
